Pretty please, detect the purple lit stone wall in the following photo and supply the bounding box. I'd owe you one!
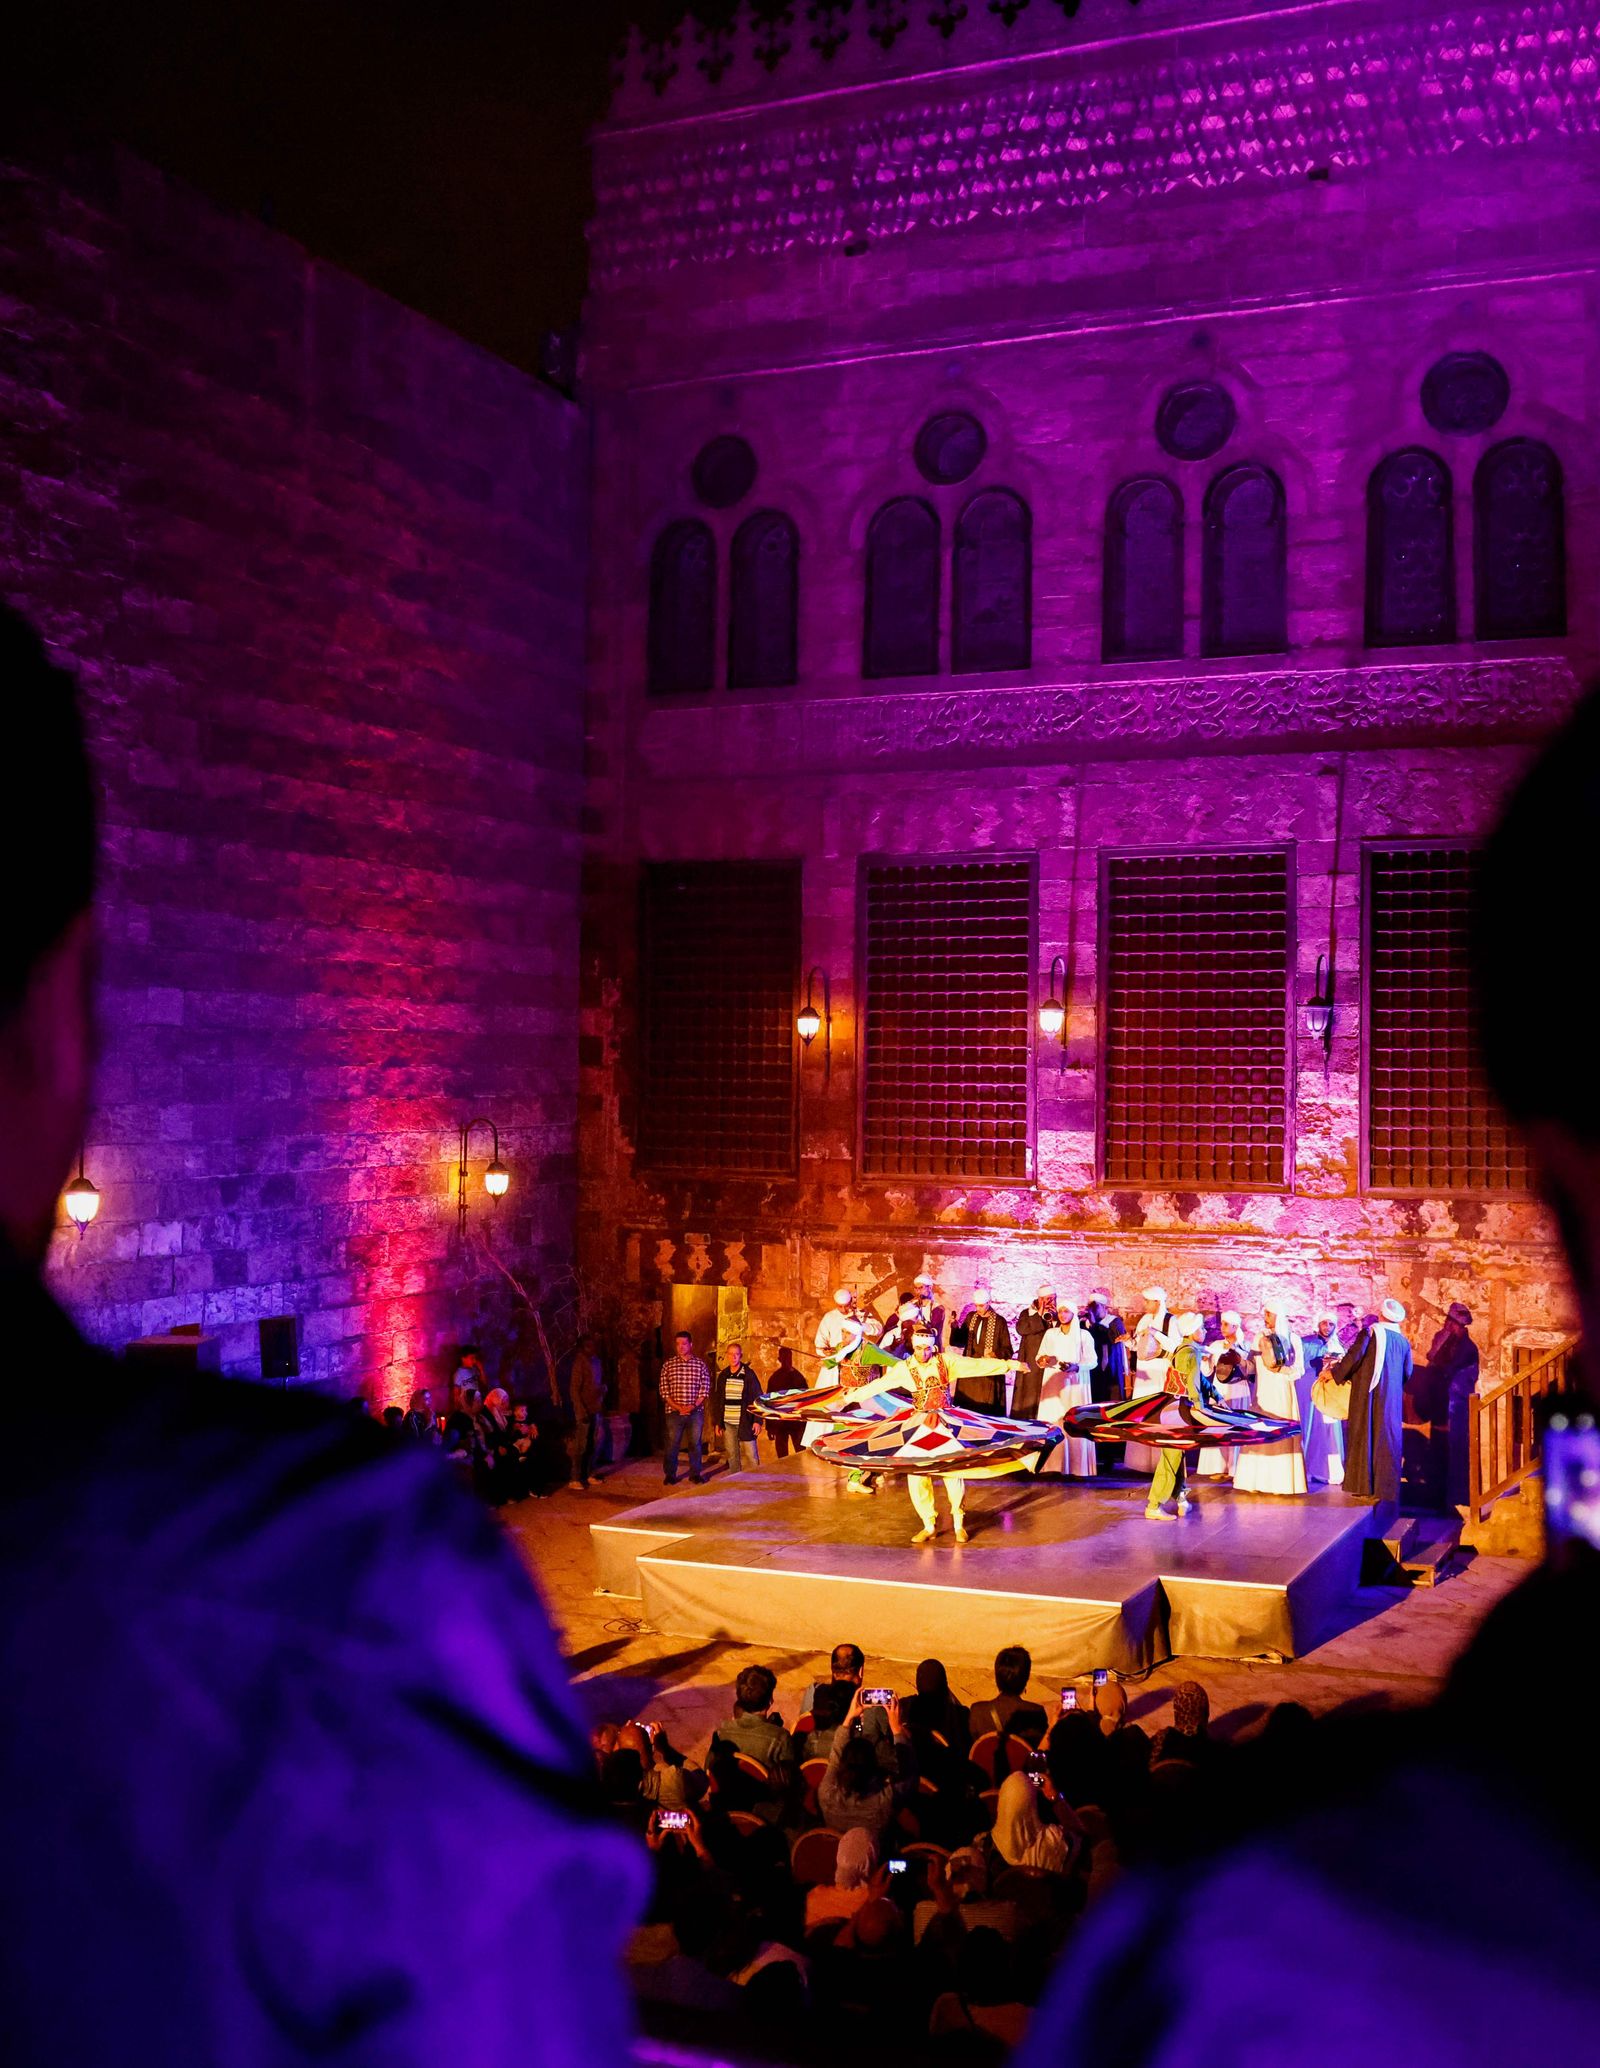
[1,148,586,1397]
[578,0,1597,1374]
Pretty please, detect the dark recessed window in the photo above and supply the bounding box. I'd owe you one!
[864,497,940,679]
[1367,848,1527,1192]
[639,862,799,1175]
[1103,477,1183,660]
[648,519,716,694]
[861,858,1032,1182]
[1103,851,1290,1189]
[728,510,799,689]
[1420,353,1510,437]
[952,489,1031,674]
[1365,448,1455,648]
[1201,464,1287,657]
[1474,438,1565,641]
[692,435,758,509]
[914,412,987,485]
[1155,382,1237,462]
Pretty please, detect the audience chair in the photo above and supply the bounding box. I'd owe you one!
[734,1751,776,1792]
[969,1731,1000,1782]
[794,1712,815,1736]
[726,1809,766,1838]
[790,1826,842,1886]
[800,1757,828,1817]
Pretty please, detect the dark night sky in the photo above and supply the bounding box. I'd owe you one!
[10,0,698,374]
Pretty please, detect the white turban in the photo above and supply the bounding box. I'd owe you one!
[833,1288,853,1307]
[1037,1284,1057,1302]
[1220,1311,1242,1330]
[1380,1297,1406,1324]
[915,1273,934,1289]
[1142,1286,1166,1305]
[1174,1312,1204,1338]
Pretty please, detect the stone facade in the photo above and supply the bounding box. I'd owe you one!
[2,148,588,1398]
[579,0,1597,1376]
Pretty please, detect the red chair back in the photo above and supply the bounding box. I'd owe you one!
[968,1731,1000,1782]
[733,1751,774,1789]
[726,1810,765,1837]
[800,1757,828,1816]
[790,1826,841,1886]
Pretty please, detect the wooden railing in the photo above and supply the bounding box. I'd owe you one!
[1468,1337,1580,1519]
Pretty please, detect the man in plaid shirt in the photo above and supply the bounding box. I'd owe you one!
[659,1330,712,1485]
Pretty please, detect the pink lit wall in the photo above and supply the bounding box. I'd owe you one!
[2,148,586,1397]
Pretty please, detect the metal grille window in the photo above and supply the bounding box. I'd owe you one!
[638,862,799,1174]
[862,859,1032,1181]
[1367,848,1527,1191]
[1104,852,1290,1188]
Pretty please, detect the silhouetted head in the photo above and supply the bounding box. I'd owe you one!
[994,1645,1032,1697]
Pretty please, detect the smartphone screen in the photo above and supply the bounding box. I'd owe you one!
[886,1858,907,1875]
[1545,1411,1600,1548]
[658,1809,690,1831]
[1092,1669,1109,1688]
[1059,1687,1077,1712]
[863,1687,894,1707]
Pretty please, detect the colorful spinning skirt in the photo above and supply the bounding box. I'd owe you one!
[1062,1392,1300,1451]
[809,1405,1061,1479]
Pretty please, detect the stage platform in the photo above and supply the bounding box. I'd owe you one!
[591,1455,1378,1679]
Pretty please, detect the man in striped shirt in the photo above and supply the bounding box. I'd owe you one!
[659,1330,712,1485]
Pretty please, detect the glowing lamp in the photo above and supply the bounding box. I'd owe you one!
[484,1159,510,1199]
[797,967,833,1083]
[1038,954,1068,1070]
[64,1157,100,1233]
[1306,952,1336,1053]
[796,1001,822,1045]
[456,1117,508,1240]
[1036,996,1065,1039]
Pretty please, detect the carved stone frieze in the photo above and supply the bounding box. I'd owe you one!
[635,655,1582,780]
[595,0,1600,283]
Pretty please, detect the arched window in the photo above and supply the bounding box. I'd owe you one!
[1365,449,1454,648]
[648,519,716,694]
[1103,478,1183,660]
[952,489,1031,674]
[728,510,798,689]
[1201,464,1287,657]
[864,497,940,679]
[1474,438,1565,641]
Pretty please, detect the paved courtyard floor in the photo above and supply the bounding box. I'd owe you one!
[504,1455,1528,1757]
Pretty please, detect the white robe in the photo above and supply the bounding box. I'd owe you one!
[1234,1330,1309,1496]
[1300,1332,1348,1484]
[1035,1321,1098,1478]
[1196,1334,1253,1480]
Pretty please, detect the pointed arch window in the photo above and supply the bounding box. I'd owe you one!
[647,519,715,694]
[1201,465,1287,658]
[864,497,940,679]
[952,488,1031,674]
[728,510,798,689]
[1365,448,1454,648]
[1474,439,1565,641]
[1103,477,1183,660]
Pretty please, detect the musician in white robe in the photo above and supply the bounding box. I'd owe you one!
[1301,1309,1347,1485]
[1035,1306,1099,1478]
[1126,1287,1174,1475]
[1196,1311,1253,1481]
[1234,1300,1309,1495]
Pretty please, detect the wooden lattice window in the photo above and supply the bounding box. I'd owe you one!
[648,519,716,694]
[1474,438,1565,641]
[1366,448,1455,647]
[952,489,1031,674]
[638,862,799,1174]
[1201,464,1287,657]
[1104,477,1183,660]
[1103,852,1290,1188]
[861,859,1032,1181]
[864,497,940,679]
[1366,848,1527,1192]
[728,509,799,689]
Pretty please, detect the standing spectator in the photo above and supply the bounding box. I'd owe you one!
[1419,1301,1481,1510]
[723,1343,766,1472]
[452,1343,488,1411]
[712,1340,754,1465]
[610,1340,641,1469]
[660,1330,712,1485]
[765,1346,806,1457]
[970,1646,1050,1749]
[1013,1286,1060,1420]
[711,1666,796,1816]
[950,1284,1013,1410]
[1085,1289,1128,1400]
[567,1335,605,1490]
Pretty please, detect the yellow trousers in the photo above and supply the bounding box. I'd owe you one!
[908,1473,966,1532]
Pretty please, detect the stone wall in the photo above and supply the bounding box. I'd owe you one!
[1,148,587,1398]
[578,0,1594,1378]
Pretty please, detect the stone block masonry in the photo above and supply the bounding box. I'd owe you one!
[2,147,587,1398]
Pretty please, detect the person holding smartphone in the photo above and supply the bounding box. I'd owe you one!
[818,1688,915,1839]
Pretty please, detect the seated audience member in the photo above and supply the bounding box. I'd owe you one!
[637,1722,701,1809]
[804,1826,882,1933]
[902,1655,972,1760]
[380,1405,404,1430]
[712,1666,796,1815]
[401,1387,439,1442]
[819,1691,913,1838]
[928,1926,1032,2052]
[799,1681,852,1762]
[1092,1679,1144,1746]
[805,1640,893,1754]
[983,1771,1077,1878]
[970,1645,1050,1749]
[1149,1680,1212,1767]
[914,1848,1026,1947]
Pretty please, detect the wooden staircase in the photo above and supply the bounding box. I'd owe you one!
[1462,1336,1581,1552]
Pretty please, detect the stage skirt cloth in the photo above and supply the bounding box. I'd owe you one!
[1038,1371,1097,1478]
[1196,1377,1254,1480]
[1296,1368,1347,1486]
[1122,1363,1169,1476]
[1233,1367,1308,1495]
[808,1404,1060,1478]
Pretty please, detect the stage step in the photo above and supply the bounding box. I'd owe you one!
[1397,1520,1464,1587]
